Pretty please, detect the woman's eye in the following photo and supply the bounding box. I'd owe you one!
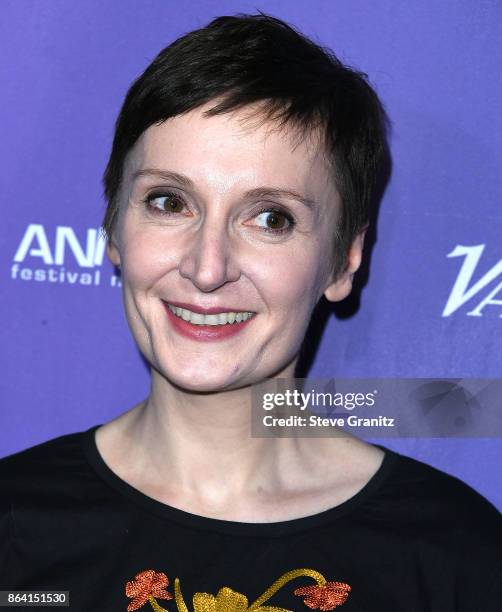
[142,195,295,235]
[144,192,187,215]
[254,209,295,234]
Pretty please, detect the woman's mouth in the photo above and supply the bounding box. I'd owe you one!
[162,301,256,341]
[167,303,255,325]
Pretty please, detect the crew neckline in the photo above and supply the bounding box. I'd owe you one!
[81,423,400,537]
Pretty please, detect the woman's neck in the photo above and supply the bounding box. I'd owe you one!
[94,370,384,521]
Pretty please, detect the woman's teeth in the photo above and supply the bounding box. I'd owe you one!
[167,304,255,326]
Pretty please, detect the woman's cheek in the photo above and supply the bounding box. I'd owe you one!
[121,236,170,287]
[262,255,320,317]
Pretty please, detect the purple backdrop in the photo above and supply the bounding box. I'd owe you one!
[1,1,501,508]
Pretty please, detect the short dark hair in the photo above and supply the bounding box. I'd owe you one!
[102,11,388,277]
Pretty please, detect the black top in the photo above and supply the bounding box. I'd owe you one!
[0,424,501,611]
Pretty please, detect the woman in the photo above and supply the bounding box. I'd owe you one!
[1,13,500,612]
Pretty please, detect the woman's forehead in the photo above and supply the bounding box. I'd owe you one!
[125,106,332,197]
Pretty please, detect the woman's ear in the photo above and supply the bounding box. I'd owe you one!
[106,236,121,268]
[324,227,367,302]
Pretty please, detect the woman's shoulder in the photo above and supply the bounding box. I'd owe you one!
[384,448,502,600]
[0,428,91,497]
[344,438,500,522]
[383,446,500,513]
[375,445,502,551]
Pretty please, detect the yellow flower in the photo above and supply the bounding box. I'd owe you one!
[189,585,290,612]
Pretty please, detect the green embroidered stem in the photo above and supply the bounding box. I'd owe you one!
[248,568,326,610]
[174,577,189,612]
[148,595,168,612]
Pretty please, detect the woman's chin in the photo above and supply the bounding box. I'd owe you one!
[157,366,250,393]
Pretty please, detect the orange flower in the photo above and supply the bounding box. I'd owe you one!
[125,569,173,611]
[293,581,351,610]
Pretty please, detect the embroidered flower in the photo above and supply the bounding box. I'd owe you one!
[125,569,173,611]
[192,586,290,612]
[293,581,351,610]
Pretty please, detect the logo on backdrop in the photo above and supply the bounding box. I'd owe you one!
[443,244,502,317]
[10,223,121,288]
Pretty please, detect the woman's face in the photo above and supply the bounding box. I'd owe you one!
[108,102,361,391]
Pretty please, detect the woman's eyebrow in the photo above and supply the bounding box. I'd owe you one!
[132,168,193,188]
[132,168,318,211]
[244,187,317,211]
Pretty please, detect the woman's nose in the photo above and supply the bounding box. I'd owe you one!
[178,221,241,292]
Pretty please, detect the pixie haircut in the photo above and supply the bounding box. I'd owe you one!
[102,12,388,278]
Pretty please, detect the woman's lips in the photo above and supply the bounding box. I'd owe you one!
[163,301,255,341]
